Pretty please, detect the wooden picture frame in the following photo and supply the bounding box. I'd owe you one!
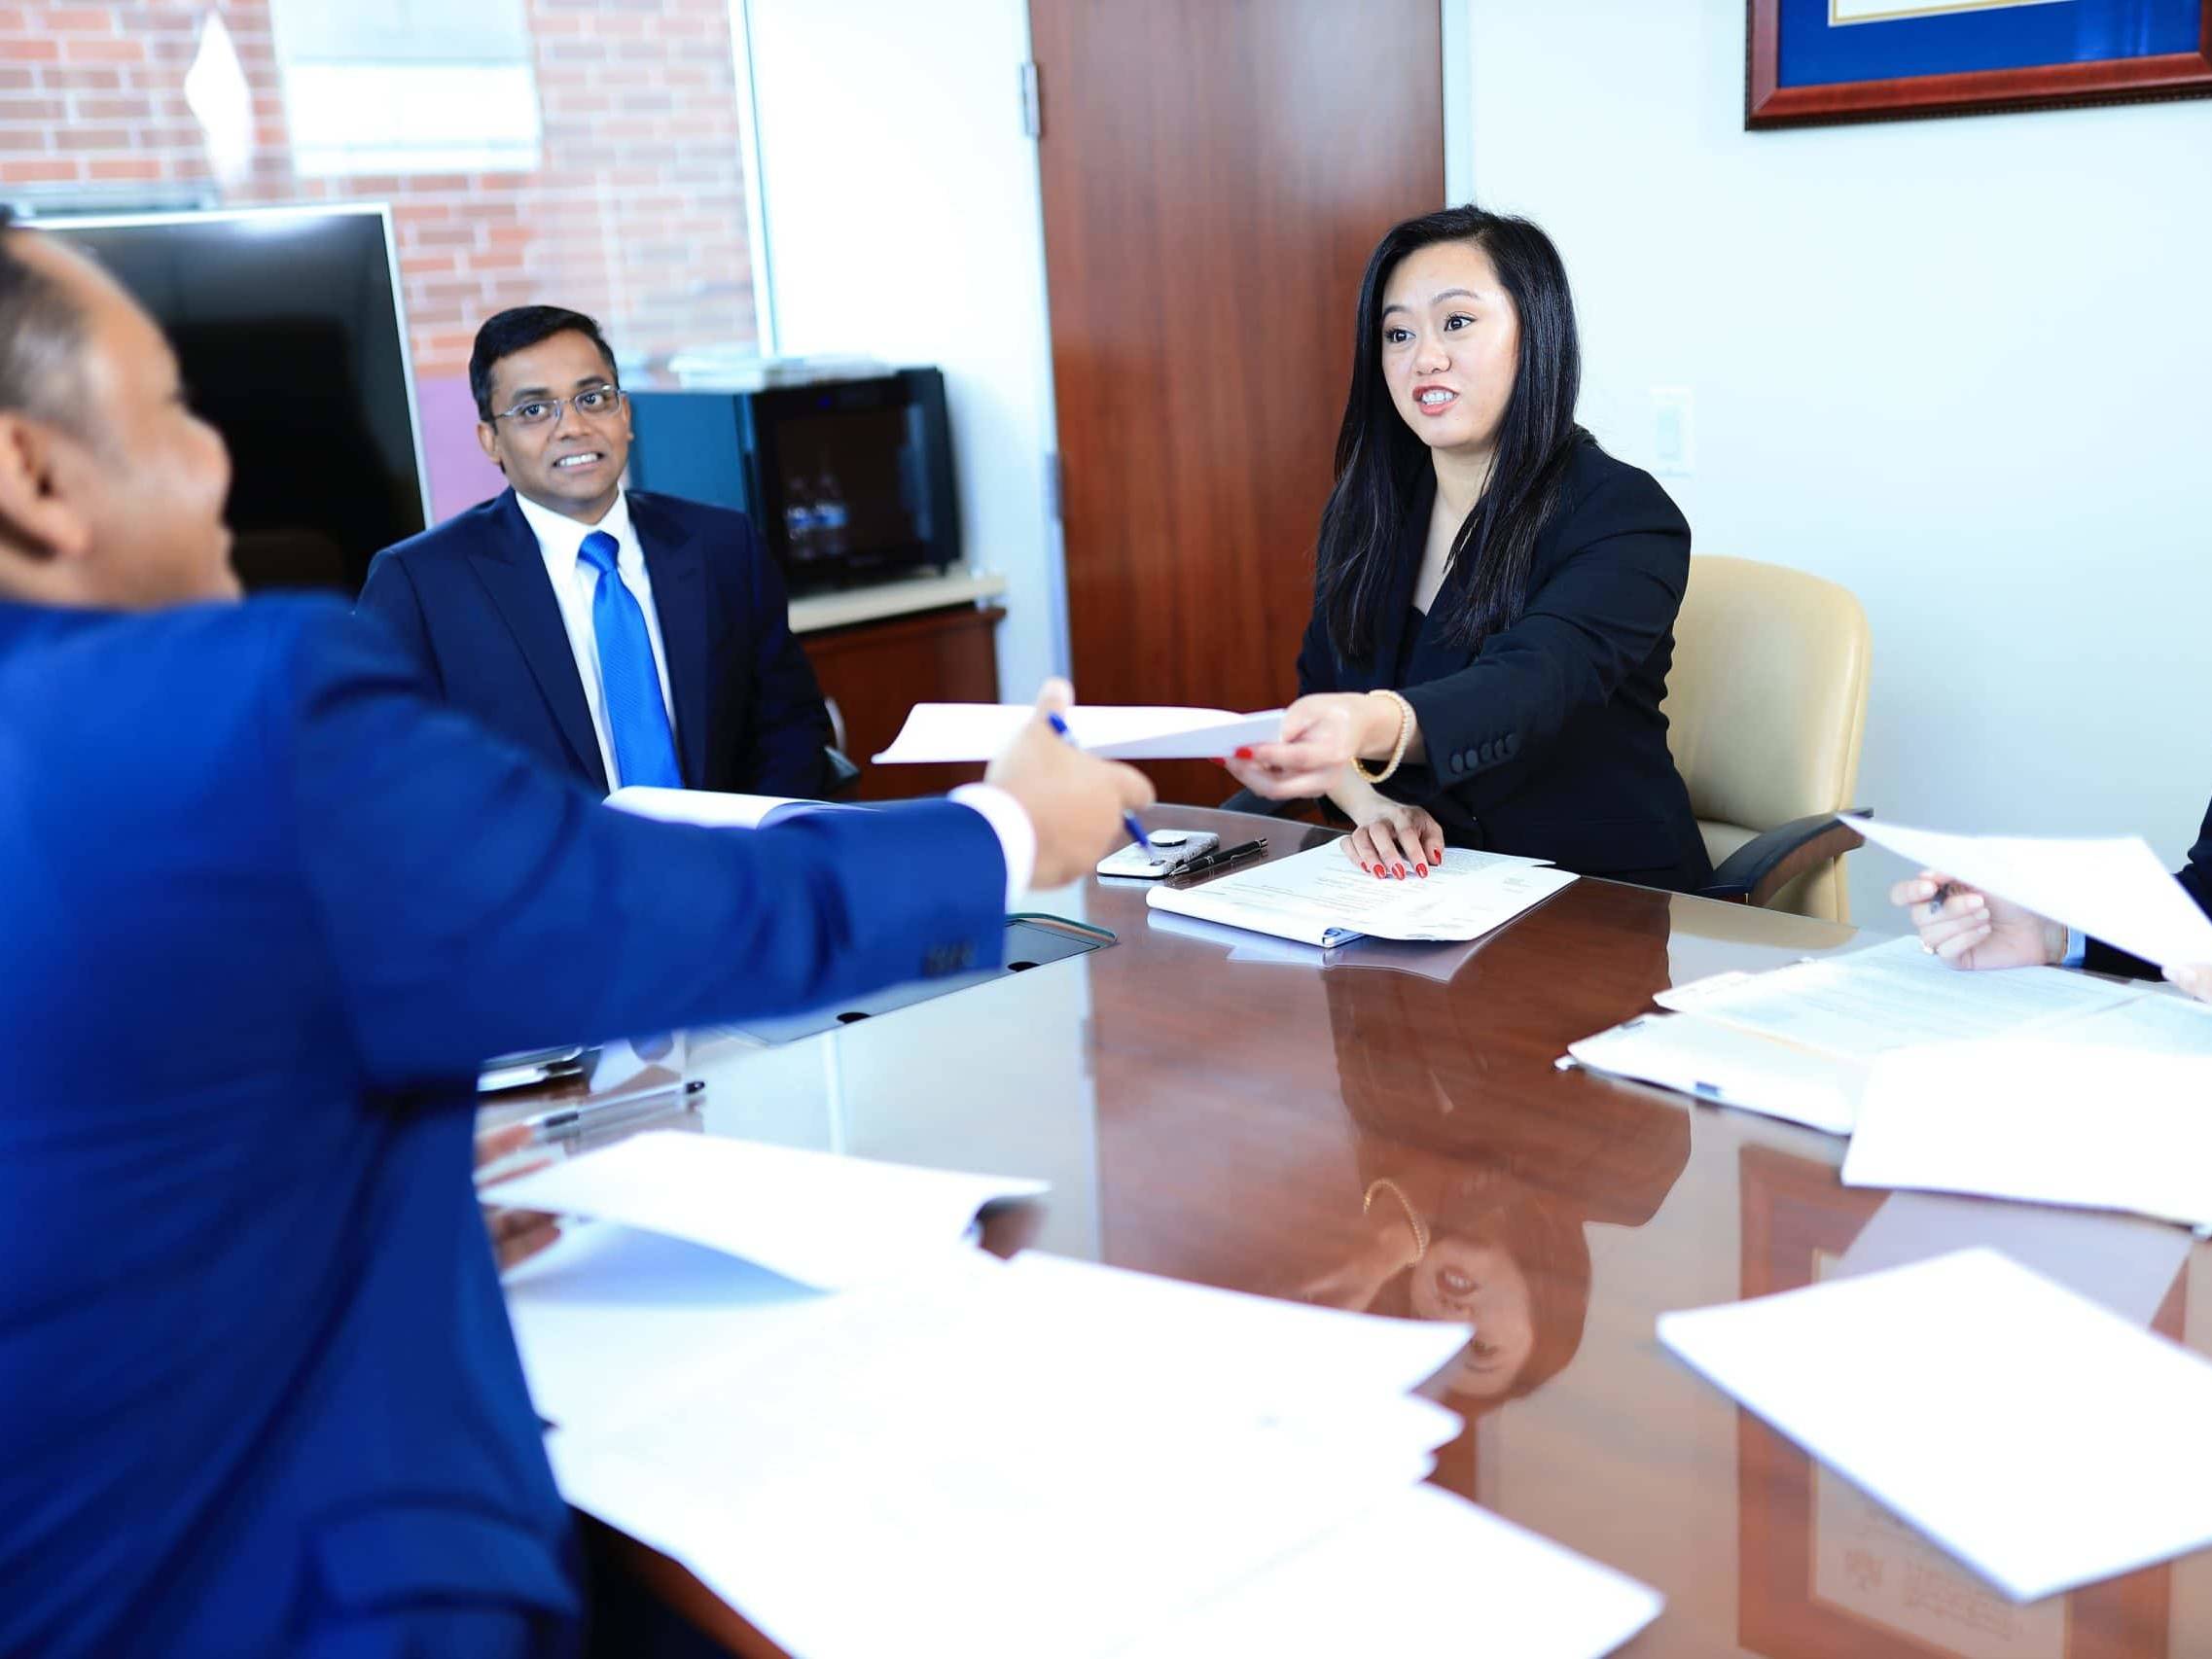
[1735,1146,2180,1658]
[1747,0,2212,127]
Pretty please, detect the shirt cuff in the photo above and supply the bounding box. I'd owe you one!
[2062,926,2087,970]
[949,784,1034,909]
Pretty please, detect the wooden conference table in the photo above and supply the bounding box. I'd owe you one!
[557,807,2212,1658]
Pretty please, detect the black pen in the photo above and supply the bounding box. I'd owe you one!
[1175,836,1267,879]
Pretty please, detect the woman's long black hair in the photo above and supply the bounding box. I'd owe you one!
[1315,204,1585,660]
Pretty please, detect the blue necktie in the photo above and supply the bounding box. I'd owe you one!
[578,530,681,790]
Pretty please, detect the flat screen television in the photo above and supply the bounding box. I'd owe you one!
[39,203,430,594]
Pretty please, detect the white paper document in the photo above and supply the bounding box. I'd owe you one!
[997,1252,1471,1424]
[544,1251,1477,1659]
[873,701,1284,762]
[1840,1041,2212,1227]
[1565,1011,1859,1135]
[1117,1482,1662,1659]
[1147,841,1575,947]
[605,786,849,829]
[501,1222,831,1428]
[1654,935,2138,1061]
[1844,814,2212,971]
[2038,988,2212,1056]
[1143,908,1501,984]
[1659,1248,2212,1602]
[487,1130,1048,1290]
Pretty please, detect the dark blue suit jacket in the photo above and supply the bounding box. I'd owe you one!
[1299,435,1711,891]
[0,596,1003,1658]
[2086,798,2212,979]
[357,489,833,795]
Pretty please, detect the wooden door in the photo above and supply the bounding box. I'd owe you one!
[1031,0,1445,806]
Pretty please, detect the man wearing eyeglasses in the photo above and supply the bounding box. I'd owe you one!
[359,306,834,797]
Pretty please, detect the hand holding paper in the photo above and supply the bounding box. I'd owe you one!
[1225,692,1398,800]
[1849,814,2212,971]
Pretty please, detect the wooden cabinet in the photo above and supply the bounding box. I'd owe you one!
[800,604,1005,800]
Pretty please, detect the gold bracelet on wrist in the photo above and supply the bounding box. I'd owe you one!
[1363,1177,1429,1262]
[1351,689,1414,785]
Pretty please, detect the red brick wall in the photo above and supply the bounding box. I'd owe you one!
[0,0,757,378]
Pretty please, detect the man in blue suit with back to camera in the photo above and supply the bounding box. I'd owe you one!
[0,215,1153,1658]
[359,304,834,796]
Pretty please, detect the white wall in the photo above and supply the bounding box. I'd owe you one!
[740,0,1066,701]
[1462,3,2212,921]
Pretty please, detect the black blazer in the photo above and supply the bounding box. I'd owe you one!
[1299,434,1711,890]
[2085,797,2212,978]
[358,488,834,796]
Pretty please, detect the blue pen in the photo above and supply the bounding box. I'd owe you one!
[1045,710,1158,860]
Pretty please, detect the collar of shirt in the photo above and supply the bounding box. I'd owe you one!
[514,487,638,576]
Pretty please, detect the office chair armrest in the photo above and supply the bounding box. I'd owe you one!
[1699,812,1867,908]
[822,746,863,798]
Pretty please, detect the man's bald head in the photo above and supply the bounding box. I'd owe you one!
[0,207,91,436]
[0,213,237,609]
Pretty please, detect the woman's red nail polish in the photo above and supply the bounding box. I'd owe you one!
[1233,746,1254,760]
[1394,865,1407,879]
[1414,865,1427,878]
[1373,866,1385,881]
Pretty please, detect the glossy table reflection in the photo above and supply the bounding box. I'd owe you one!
[568,807,2212,1658]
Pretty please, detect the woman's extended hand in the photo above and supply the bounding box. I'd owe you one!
[1223,692,1398,799]
[1346,799,1445,880]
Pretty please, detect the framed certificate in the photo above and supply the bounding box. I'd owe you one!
[1747,0,2212,127]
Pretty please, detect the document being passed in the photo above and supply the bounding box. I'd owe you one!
[1146,841,1576,946]
[486,1130,1048,1289]
[873,701,1283,762]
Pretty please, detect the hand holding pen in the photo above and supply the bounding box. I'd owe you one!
[1046,709,1158,861]
[984,680,1157,887]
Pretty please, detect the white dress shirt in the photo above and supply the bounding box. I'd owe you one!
[514,488,679,791]
[526,492,1038,900]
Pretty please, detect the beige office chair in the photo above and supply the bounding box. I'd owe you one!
[1664,556,1872,922]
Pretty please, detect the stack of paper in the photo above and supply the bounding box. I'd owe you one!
[1147,841,1577,948]
[489,1130,1048,1291]
[1565,935,2178,1134]
[873,702,1284,762]
[1144,908,1504,983]
[502,1133,1663,1658]
[1840,1040,2212,1226]
[1659,1248,2212,1602]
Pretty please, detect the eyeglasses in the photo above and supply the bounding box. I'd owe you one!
[490,386,626,428]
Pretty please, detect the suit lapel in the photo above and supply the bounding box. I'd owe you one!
[469,491,608,790]
[631,493,711,790]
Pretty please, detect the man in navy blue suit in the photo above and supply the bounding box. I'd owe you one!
[359,305,834,796]
[0,219,1151,1658]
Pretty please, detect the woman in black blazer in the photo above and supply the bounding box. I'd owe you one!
[1226,205,1712,892]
